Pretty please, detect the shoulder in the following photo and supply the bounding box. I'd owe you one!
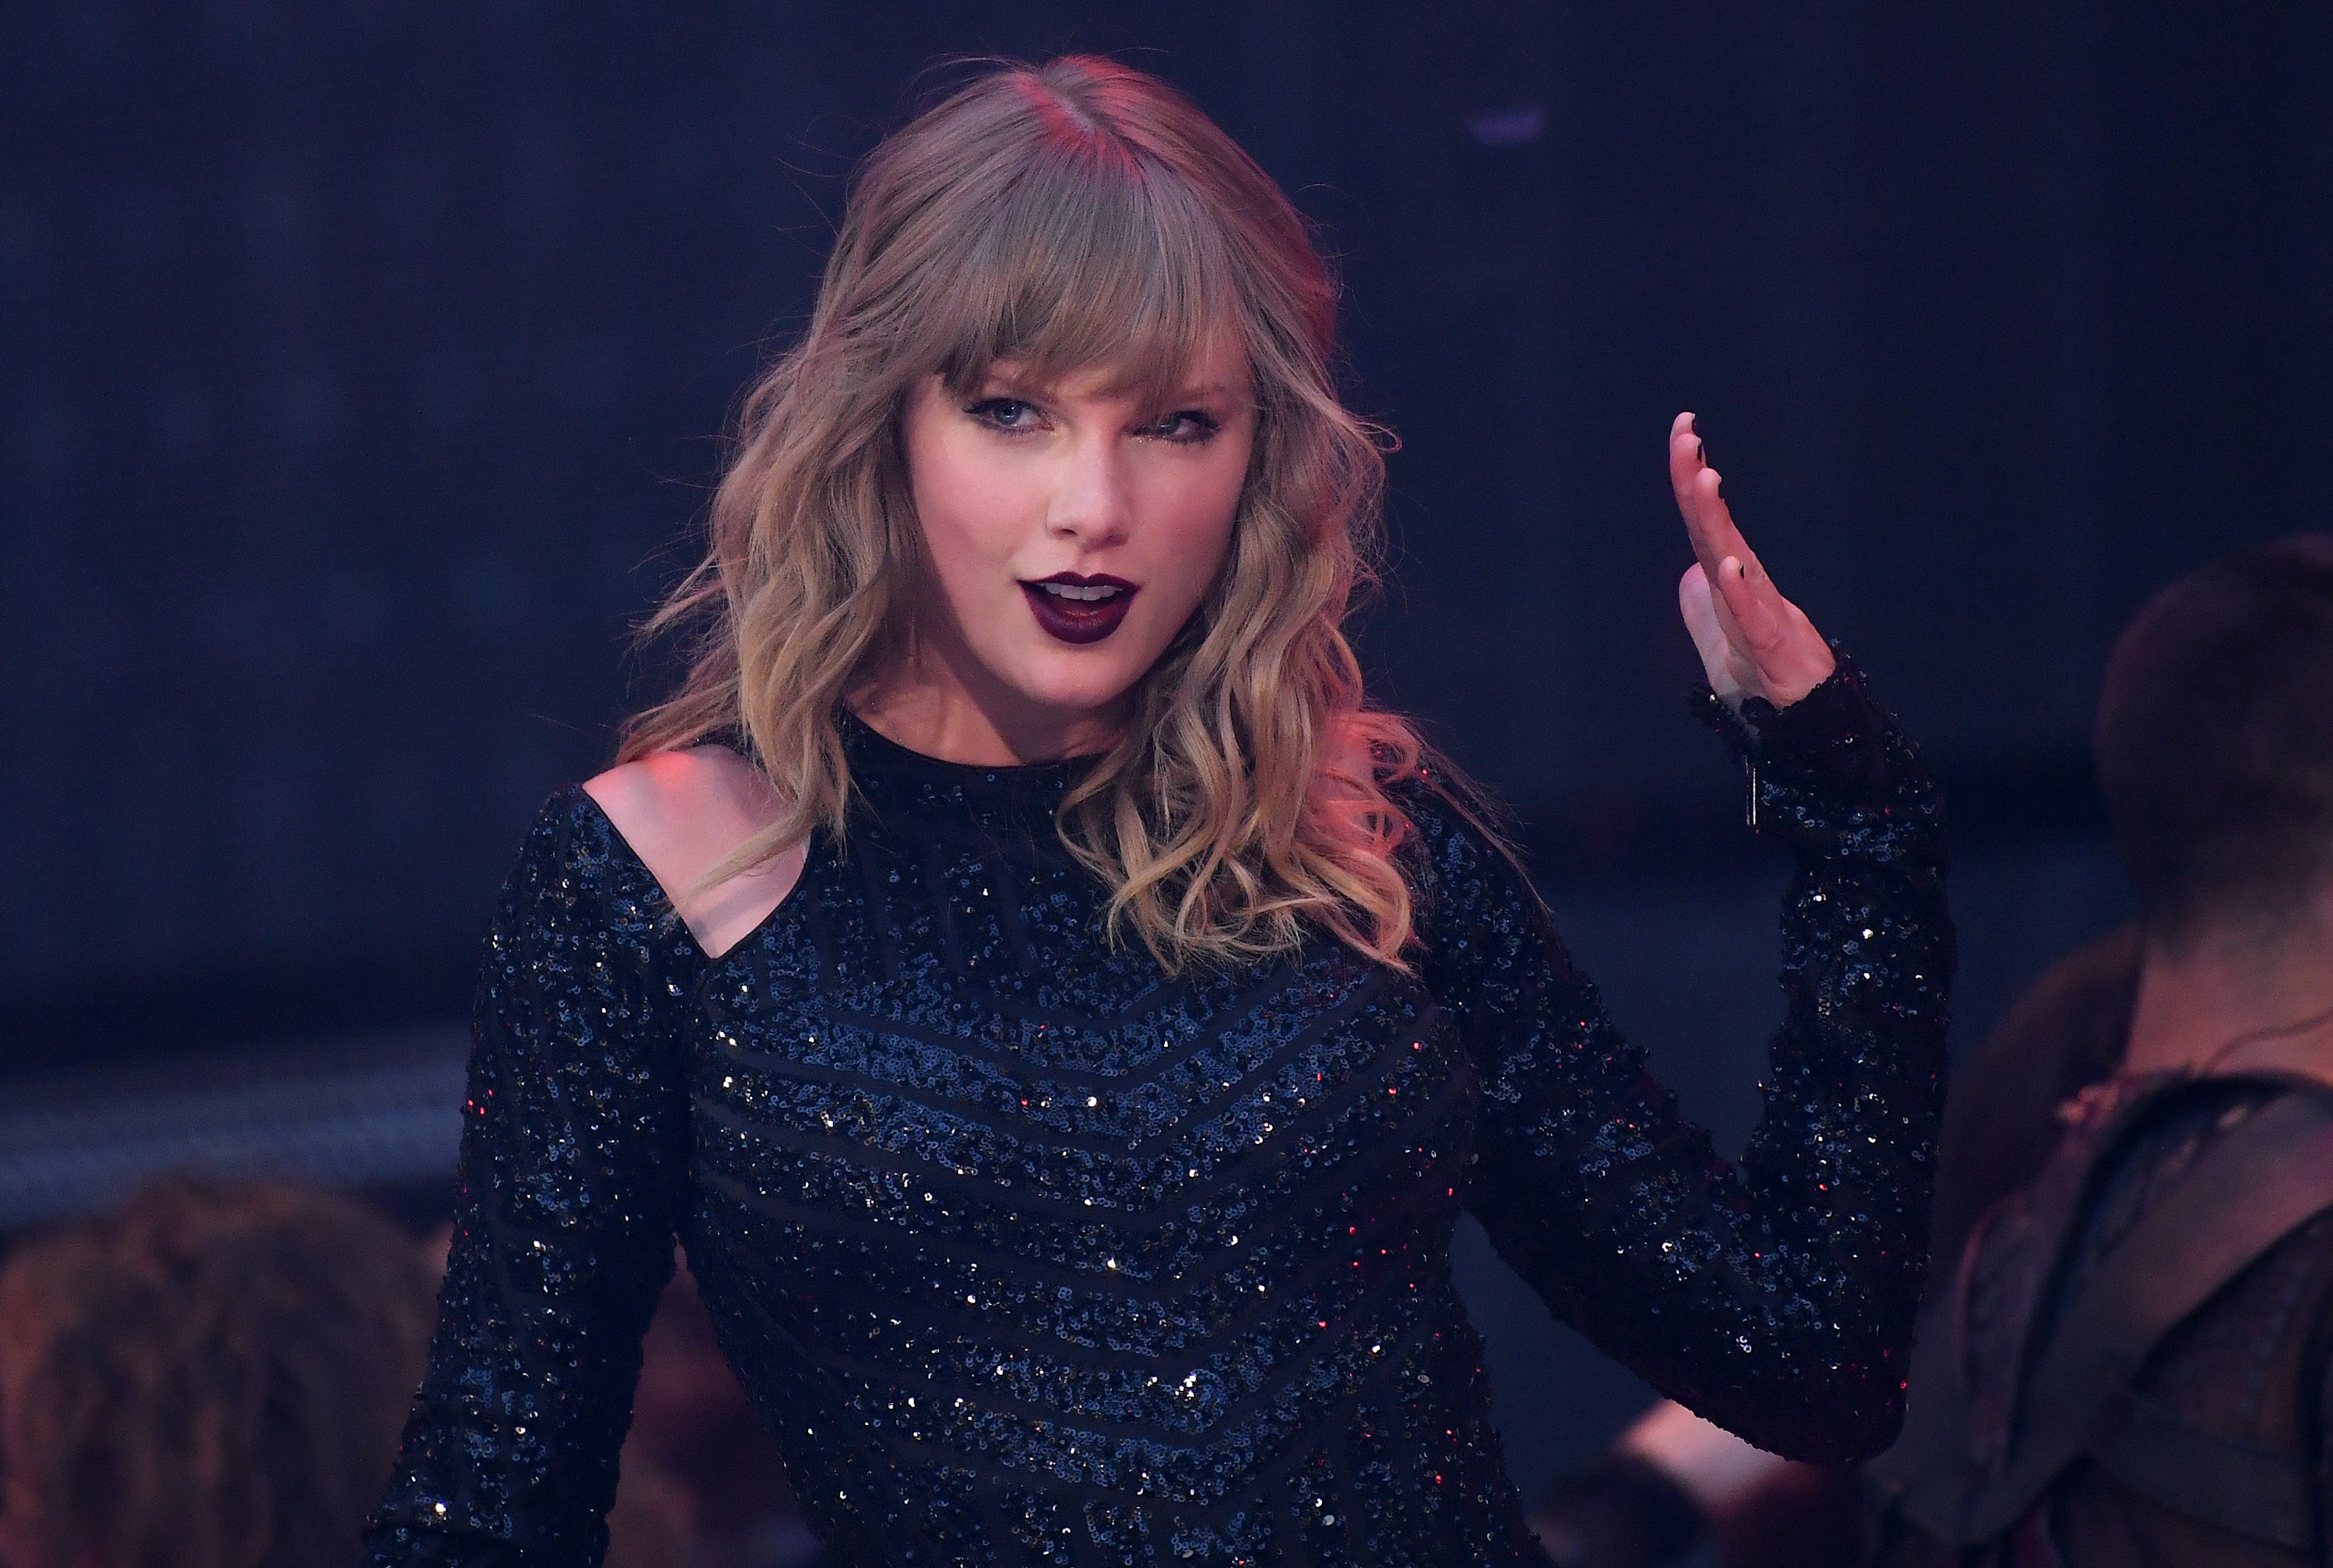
[583,745,778,848]
[1383,770,1563,963]
[1385,769,1518,894]
[504,783,643,897]
[581,746,800,959]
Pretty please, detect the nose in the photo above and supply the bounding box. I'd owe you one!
[1044,424,1134,551]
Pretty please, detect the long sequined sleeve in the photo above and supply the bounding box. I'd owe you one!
[365,790,701,1566]
[1415,661,1951,1464]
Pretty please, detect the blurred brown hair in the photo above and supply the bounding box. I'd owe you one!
[2095,532,2333,948]
[1923,923,2142,1286]
[0,1178,438,1568]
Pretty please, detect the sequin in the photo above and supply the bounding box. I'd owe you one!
[365,662,1951,1566]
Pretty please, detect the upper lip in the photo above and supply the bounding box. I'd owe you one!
[1025,572,1138,589]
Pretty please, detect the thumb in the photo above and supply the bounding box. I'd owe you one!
[1677,564,1737,686]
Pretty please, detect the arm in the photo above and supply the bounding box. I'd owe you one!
[1423,654,1951,1463]
[364,791,700,1566]
[1434,414,1947,1459]
[1616,1399,1794,1518]
[1527,1400,1841,1568]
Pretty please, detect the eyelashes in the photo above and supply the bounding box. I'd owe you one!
[962,397,1223,446]
[965,397,1044,433]
[1149,409,1221,444]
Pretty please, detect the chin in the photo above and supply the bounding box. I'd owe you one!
[1014,672,1140,719]
[1006,652,1150,720]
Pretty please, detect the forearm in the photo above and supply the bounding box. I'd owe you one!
[1459,660,1951,1460]
[1727,658,1954,1413]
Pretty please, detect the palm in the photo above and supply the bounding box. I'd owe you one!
[1667,412,1836,709]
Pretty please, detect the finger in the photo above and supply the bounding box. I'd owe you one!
[1715,552,1839,706]
[1687,526,1751,653]
[1680,563,1758,702]
[1668,411,1703,524]
[1677,563,1734,675]
[1714,554,1786,656]
[1669,415,1731,590]
[1686,466,1759,591]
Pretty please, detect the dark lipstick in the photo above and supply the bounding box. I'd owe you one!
[1020,572,1138,645]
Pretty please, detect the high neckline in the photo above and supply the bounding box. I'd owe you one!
[839,708,1091,831]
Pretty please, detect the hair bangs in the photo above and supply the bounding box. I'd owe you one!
[932,132,1240,409]
[631,56,1449,974]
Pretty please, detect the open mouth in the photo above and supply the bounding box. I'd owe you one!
[1020,574,1138,645]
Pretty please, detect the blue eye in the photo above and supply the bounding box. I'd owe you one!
[968,398,1041,431]
[1151,409,1221,444]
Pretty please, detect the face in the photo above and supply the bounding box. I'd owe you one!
[893,334,1256,758]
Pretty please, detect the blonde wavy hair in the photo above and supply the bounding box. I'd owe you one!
[623,56,1449,971]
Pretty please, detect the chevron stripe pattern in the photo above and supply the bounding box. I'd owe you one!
[682,727,1539,1565]
[373,672,1951,1568]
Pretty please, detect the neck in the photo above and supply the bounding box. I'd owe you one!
[2123,899,2333,1079]
[855,625,1123,767]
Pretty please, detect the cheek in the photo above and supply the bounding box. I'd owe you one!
[1148,444,1249,594]
[904,420,1028,587]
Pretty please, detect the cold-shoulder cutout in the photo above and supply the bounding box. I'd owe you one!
[582,745,804,961]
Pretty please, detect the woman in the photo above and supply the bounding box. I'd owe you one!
[366,57,1950,1568]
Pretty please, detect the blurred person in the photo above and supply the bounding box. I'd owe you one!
[1871,531,2333,1565]
[1535,534,2333,1568]
[366,55,1952,1567]
[0,1178,437,1568]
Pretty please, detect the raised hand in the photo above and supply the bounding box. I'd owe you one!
[1668,412,1837,709]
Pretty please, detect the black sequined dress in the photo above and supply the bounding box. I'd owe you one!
[366,665,1950,1567]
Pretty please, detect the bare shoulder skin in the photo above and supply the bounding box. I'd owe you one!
[582,746,804,960]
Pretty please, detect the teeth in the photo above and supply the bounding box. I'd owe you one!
[1037,582,1124,602]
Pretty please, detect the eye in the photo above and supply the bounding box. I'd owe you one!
[966,397,1046,433]
[1148,408,1222,445]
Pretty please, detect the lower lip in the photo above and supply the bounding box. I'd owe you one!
[1020,583,1137,645]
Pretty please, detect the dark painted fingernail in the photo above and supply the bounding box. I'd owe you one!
[1695,440,1705,464]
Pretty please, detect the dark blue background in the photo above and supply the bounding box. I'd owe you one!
[5,0,2326,1492]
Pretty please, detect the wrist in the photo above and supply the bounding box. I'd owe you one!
[1758,640,1840,711]
[1689,650,1942,854]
